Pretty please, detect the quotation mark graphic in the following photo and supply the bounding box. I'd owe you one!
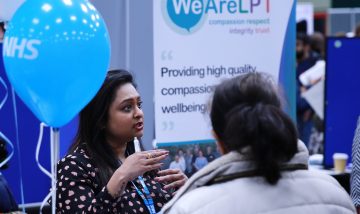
[161,50,173,61]
[162,121,174,131]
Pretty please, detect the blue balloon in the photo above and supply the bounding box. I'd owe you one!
[2,0,110,127]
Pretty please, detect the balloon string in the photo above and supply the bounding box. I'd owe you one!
[36,123,51,178]
[0,76,8,109]
[0,76,12,169]
[36,123,56,213]
[11,87,25,212]
[50,128,59,214]
[0,132,14,169]
[40,191,52,214]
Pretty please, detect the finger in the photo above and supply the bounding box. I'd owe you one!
[140,151,153,159]
[163,179,187,190]
[141,150,168,160]
[146,154,168,164]
[144,163,163,172]
[147,149,168,153]
[155,173,184,183]
[147,150,169,158]
[157,168,181,176]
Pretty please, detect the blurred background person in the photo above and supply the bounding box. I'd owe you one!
[184,148,194,177]
[309,31,325,59]
[191,145,200,173]
[169,155,185,172]
[193,150,208,171]
[177,149,186,173]
[354,23,360,37]
[305,31,326,155]
[205,146,215,163]
[296,33,321,147]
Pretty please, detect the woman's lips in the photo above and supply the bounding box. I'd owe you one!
[134,122,143,131]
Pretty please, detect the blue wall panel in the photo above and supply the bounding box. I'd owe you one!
[0,43,76,204]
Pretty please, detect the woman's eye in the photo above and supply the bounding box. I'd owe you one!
[137,101,142,109]
[122,105,132,112]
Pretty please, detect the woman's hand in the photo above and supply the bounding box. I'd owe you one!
[107,150,168,197]
[120,150,169,180]
[154,169,188,195]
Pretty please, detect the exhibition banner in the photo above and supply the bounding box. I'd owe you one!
[154,0,295,145]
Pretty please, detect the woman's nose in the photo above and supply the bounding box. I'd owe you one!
[134,106,144,118]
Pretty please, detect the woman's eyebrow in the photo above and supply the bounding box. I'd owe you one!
[119,96,141,104]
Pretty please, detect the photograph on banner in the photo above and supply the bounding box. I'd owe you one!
[154,0,296,150]
[159,141,220,178]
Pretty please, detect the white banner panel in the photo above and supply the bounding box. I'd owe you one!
[154,0,295,145]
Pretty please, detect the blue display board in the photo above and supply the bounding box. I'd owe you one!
[324,37,360,168]
[0,43,77,204]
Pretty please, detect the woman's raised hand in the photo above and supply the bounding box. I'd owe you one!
[155,169,188,195]
[107,150,169,197]
[119,150,169,180]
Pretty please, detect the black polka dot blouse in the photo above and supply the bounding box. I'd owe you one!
[55,145,173,213]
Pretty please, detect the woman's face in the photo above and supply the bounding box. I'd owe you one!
[105,83,144,143]
[198,150,203,157]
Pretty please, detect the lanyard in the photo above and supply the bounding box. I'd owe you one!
[131,176,156,214]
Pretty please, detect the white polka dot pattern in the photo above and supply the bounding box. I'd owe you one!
[54,145,173,213]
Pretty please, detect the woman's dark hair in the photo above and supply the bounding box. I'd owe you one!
[69,69,139,186]
[296,33,310,45]
[0,22,5,32]
[210,72,298,185]
[355,23,360,37]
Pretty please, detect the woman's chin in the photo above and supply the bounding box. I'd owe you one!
[134,131,144,138]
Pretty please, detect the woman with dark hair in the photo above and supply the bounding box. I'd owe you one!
[162,72,355,214]
[0,22,5,42]
[56,69,187,213]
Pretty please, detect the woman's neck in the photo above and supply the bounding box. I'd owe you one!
[107,138,128,162]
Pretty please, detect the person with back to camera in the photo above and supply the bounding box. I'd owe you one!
[161,72,355,214]
[55,69,187,213]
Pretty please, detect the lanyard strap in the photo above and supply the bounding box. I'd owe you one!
[131,176,156,214]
